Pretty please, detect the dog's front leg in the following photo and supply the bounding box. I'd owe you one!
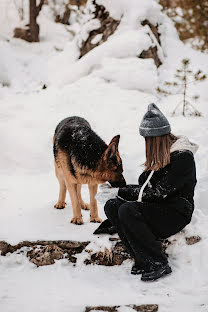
[67,183,83,225]
[77,184,90,210]
[88,184,102,223]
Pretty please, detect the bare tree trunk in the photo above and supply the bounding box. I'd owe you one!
[29,0,39,42]
[14,0,45,42]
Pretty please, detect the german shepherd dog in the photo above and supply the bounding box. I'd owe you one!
[53,117,126,225]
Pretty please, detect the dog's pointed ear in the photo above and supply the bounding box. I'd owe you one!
[109,135,120,146]
[105,142,117,160]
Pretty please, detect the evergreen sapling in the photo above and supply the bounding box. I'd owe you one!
[157,58,206,117]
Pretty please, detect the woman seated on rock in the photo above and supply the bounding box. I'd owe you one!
[95,103,198,282]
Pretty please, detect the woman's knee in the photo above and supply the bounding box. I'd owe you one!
[118,202,131,222]
[118,202,142,222]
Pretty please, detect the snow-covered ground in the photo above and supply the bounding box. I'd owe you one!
[0,1,208,311]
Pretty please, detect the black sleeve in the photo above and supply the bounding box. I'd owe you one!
[138,171,148,185]
[142,152,194,202]
[118,185,141,201]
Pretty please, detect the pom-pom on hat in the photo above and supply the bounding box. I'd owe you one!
[139,103,171,137]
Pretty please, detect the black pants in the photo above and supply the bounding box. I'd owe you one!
[104,198,188,269]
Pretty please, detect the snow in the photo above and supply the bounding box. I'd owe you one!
[91,33,103,45]
[1,0,208,311]
[96,0,164,26]
[93,58,158,93]
[49,27,154,87]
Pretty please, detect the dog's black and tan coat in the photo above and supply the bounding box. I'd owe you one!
[53,117,126,225]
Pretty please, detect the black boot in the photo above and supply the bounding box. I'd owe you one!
[131,259,148,275]
[141,262,172,282]
[93,219,117,235]
[131,263,144,275]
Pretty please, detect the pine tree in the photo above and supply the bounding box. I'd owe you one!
[157,58,206,116]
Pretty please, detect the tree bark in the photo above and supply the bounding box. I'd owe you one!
[14,0,45,42]
[80,1,120,58]
[29,0,39,42]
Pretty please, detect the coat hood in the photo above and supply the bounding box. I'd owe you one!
[170,136,199,155]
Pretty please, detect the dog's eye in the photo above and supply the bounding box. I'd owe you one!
[112,162,122,172]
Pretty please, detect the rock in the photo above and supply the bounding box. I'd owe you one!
[85,304,158,312]
[85,240,132,266]
[131,304,158,312]
[27,245,64,267]
[0,240,89,266]
[186,236,201,245]
[0,239,169,268]
[26,241,89,266]
[0,241,10,256]
[85,307,118,312]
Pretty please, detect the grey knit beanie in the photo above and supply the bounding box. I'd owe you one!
[139,103,171,137]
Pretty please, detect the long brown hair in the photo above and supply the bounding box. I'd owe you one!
[144,133,177,171]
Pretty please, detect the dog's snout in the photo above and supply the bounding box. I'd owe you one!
[119,179,127,187]
[108,175,126,188]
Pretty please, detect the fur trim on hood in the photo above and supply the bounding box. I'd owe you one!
[170,136,199,155]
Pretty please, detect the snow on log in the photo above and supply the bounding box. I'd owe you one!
[79,1,162,67]
[80,1,120,58]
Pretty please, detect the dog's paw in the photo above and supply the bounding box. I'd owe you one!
[54,202,66,209]
[71,217,84,225]
[90,216,102,223]
[81,202,90,210]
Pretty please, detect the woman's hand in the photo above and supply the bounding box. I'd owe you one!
[118,185,141,201]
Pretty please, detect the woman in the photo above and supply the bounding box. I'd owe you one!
[98,103,198,282]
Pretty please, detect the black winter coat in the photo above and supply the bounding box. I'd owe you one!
[118,150,197,222]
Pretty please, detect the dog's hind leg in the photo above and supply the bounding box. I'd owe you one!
[77,184,90,211]
[54,161,67,209]
[88,184,102,223]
